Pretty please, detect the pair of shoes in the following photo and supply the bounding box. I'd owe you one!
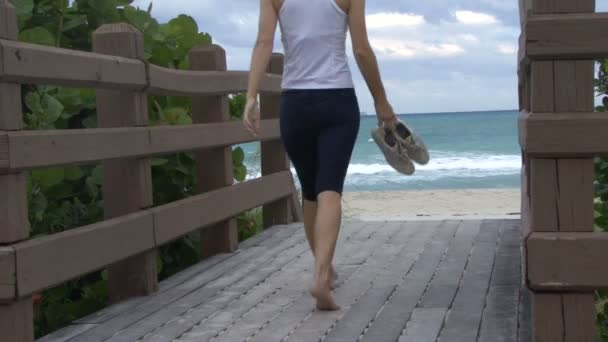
[393,120,430,165]
[371,120,430,175]
[371,126,415,175]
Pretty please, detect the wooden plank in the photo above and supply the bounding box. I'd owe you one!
[0,173,28,243]
[526,13,608,60]
[189,44,238,259]
[153,171,295,245]
[528,158,558,231]
[147,65,281,96]
[14,212,154,297]
[148,120,279,155]
[437,220,502,342]
[0,82,21,130]
[520,111,608,156]
[0,247,15,301]
[563,294,596,342]
[532,294,563,341]
[532,0,594,14]
[260,53,292,228]
[69,228,307,341]
[0,298,33,342]
[2,121,279,171]
[527,232,608,290]
[398,308,447,342]
[107,237,310,341]
[93,23,158,302]
[478,286,520,342]
[0,0,18,40]
[287,221,412,342]
[0,39,146,90]
[530,61,554,112]
[37,324,98,342]
[556,159,594,230]
[419,220,481,308]
[8,127,149,169]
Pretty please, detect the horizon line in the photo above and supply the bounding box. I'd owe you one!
[360,109,518,116]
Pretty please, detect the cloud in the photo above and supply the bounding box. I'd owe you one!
[371,39,465,59]
[366,12,426,29]
[497,43,517,54]
[454,10,499,25]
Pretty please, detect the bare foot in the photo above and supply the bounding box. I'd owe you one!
[310,271,340,311]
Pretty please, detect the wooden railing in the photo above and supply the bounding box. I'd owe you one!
[0,1,302,340]
[519,0,608,340]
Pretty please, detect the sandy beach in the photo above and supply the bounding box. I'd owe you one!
[341,189,520,221]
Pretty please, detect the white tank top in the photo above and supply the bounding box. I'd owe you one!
[278,0,354,89]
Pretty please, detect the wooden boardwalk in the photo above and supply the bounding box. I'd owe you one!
[40,220,530,342]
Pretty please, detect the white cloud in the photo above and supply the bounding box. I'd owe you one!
[459,34,480,45]
[371,39,465,59]
[498,43,517,54]
[366,12,426,29]
[454,11,499,25]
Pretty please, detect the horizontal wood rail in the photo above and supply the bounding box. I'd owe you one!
[0,171,294,300]
[0,39,281,94]
[519,111,608,156]
[0,120,279,171]
[525,13,608,59]
[527,232,608,290]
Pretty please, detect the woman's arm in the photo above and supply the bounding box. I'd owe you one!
[348,0,397,127]
[243,0,279,136]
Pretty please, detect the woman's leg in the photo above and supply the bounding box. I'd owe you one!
[303,199,337,288]
[310,191,342,310]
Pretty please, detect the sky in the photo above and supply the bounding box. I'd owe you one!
[132,0,608,114]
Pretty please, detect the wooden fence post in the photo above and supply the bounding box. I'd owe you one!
[92,23,158,302]
[0,1,34,341]
[526,0,596,341]
[189,45,238,258]
[260,53,292,228]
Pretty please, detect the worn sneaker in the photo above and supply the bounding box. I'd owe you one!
[371,127,415,175]
[392,120,430,165]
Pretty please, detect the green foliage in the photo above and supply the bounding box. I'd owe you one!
[11,0,262,337]
[596,58,608,342]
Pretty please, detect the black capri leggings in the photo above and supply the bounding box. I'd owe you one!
[280,88,361,202]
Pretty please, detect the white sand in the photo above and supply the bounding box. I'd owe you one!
[341,189,521,221]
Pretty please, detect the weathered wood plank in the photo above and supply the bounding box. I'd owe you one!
[37,324,98,342]
[0,247,15,301]
[437,220,502,342]
[2,121,280,171]
[14,213,154,297]
[0,173,28,243]
[0,39,146,90]
[147,65,281,96]
[532,294,563,341]
[260,53,292,228]
[528,158,558,231]
[69,229,307,341]
[526,13,608,60]
[530,61,554,112]
[520,111,608,156]
[419,220,481,308]
[153,172,294,245]
[190,45,238,259]
[528,232,608,290]
[478,286,520,342]
[398,308,448,342]
[0,298,34,342]
[563,294,596,342]
[0,82,21,131]
[286,221,408,342]
[532,0,594,14]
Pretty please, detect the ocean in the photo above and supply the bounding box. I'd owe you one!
[241,110,522,191]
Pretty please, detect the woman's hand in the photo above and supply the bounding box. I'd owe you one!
[375,100,398,129]
[243,96,261,137]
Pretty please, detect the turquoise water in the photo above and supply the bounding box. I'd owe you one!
[241,110,521,191]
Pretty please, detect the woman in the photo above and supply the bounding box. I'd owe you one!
[243,0,397,310]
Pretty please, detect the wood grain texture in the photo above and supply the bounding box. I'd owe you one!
[0,247,15,301]
[520,111,608,156]
[0,298,33,342]
[153,171,295,245]
[2,121,280,171]
[92,23,157,302]
[14,212,154,297]
[260,53,292,228]
[532,294,564,342]
[526,13,608,59]
[0,173,29,243]
[528,232,608,290]
[190,44,238,259]
[532,0,594,14]
[0,82,21,130]
[0,0,18,40]
[147,65,281,96]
